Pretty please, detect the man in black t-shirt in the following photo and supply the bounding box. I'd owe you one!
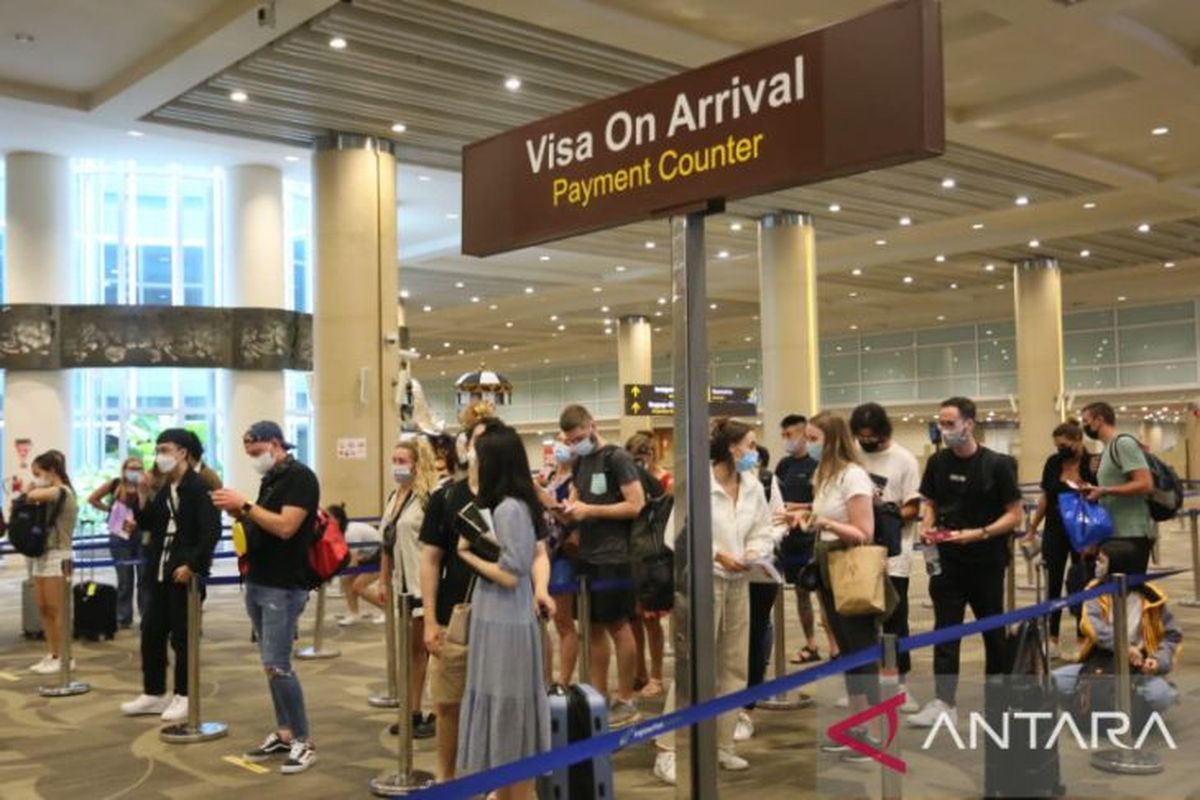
[908,397,1023,730]
[560,404,646,729]
[418,417,554,781]
[212,421,320,774]
[773,414,823,663]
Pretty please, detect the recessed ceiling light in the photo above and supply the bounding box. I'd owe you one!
[615,265,626,272]
[717,250,730,259]
[488,303,498,311]
[454,281,465,289]
[538,255,550,261]
[604,328,613,335]
[442,342,451,348]
[851,268,863,276]
[1029,239,1040,248]
[549,315,559,322]
[1152,126,1169,136]
[470,296,480,303]
[828,203,841,213]
[899,216,912,226]
[654,311,663,317]
[972,223,984,230]
[937,315,946,321]
[600,306,610,313]
[284,155,300,162]
[504,76,522,91]
[417,175,431,182]
[505,321,514,328]
[849,291,859,298]
[1015,195,1030,206]
[1137,223,1151,233]
[730,222,744,232]
[935,254,946,263]
[127,130,144,138]
[744,336,753,342]
[657,297,667,305]
[445,213,459,220]
[1083,201,1096,209]
[491,344,500,351]
[556,323,566,331]
[457,348,464,355]
[644,241,656,249]
[399,289,410,299]
[524,286,535,294]
[902,276,914,284]
[603,318,613,325]
[949,282,958,289]
[1080,249,1091,258]
[1118,295,1127,302]
[984,263,996,272]
[941,177,956,189]
[14,32,35,44]
[329,36,348,49]
[996,283,1006,290]
[229,90,248,103]
[1164,261,1175,269]
[874,239,887,246]
[709,303,718,310]
[592,286,602,293]
[391,123,407,133]
[850,324,859,330]
[422,304,432,312]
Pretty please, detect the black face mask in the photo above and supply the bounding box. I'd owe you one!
[1056,445,1078,460]
[858,439,883,454]
[1082,425,1100,440]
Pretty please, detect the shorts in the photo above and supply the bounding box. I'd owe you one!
[550,555,576,595]
[31,549,70,578]
[576,561,636,624]
[430,632,469,705]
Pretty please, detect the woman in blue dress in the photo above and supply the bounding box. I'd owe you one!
[455,422,551,800]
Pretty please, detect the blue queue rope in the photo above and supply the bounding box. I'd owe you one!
[406,567,1187,799]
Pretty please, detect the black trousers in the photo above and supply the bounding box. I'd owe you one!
[930,559,1006,706]
[881,576,911,676]
[744,582,778,709]
[1042,527,1086,639]
[141,580,196,696]
[817,585,880,704]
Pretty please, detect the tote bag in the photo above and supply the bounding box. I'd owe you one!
[827,544,888,616]
[1058,492,1114,553]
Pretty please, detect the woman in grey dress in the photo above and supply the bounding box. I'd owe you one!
[455,422,551,800]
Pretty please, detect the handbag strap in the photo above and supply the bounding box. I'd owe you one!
[463,572,478,603]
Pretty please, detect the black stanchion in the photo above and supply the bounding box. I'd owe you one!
[757,583,812,710]
[371,593,435,795]
[1089,573,1162,775]
[369,584,401,709]
[296,583,340,660]
[161,574,228,743]
[38,558,89,698]
[577,575,592,685]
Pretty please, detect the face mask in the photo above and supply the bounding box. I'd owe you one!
[572,438,596,458]
[807,443,824,463]
[784,438,803,456]
[125,470,142,483]
[393,465,413,484]
[858,440,882,454]
[552,442,574,465]
[31,476,49,489]
[251,451,275,475]
[735,450,759,473]
[1056,445,1077,460]
[941,427,970,449]
[155,454,178,474]
[1083,425,1100,440]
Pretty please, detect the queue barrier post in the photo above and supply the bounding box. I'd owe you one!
[578,575,592,686]
[879,633,902,800]
[369,581,402,709]
[1180,510,1200,608]
[1005,535,1017,616]
[1089,572,1163,775]
[371,593,435,796]
[161,574,228,743]
[296,583,341,660]
[38,558,89,698]
[757,582,812,710]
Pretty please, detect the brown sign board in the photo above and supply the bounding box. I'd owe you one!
[624,384,758,418]
[462,0,943,256]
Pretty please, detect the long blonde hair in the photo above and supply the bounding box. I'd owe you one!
[394,436,439,506]
[809,412,863,494]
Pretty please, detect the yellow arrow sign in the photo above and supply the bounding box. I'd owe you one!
[631,401,642,414]
[631,386,641,398]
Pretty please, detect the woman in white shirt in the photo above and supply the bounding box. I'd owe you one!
[652,418,776,786]
[778,412,881,762]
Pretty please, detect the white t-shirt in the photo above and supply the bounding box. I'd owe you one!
[812,464,875,543]
[859,444,922,578]
[345,520,382,560]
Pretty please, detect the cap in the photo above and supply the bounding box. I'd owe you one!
[156,428,193,451]
[243,420,295,450]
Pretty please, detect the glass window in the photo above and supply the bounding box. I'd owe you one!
[1119,361,1197,387]
[1118,322,1196,364]
[861,349,915,383]
[1117,302,1194,327]
[861,331,914,351]
[1064,309,1113,332]
[822,354,859,385]
[1065,331,1116,367]
[1066,367,1118,391]
[917,325,975,346]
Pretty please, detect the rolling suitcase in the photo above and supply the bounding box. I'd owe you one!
[73,580,118,641]
[22,579,44,640]
[537,683,613,800]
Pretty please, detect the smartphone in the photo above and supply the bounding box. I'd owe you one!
[925,528,955,543]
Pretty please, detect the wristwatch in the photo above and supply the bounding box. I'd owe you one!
[241,501,254,517]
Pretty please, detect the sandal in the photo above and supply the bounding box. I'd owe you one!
[790,646,821,664]
[640,678,664,699]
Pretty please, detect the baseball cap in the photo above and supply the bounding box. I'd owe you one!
[243,420,295,450]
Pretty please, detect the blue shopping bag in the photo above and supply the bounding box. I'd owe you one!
[1058,491,1114,552]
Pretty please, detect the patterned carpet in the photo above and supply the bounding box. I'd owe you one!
[2,519,1200,799]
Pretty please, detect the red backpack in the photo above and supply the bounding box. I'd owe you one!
[306,507,351,588]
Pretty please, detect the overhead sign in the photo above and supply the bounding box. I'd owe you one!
[462,0,943,256]
[624,384,758,418]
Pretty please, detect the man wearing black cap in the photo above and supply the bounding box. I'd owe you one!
[120,428,222,724]
[212,420,321,775]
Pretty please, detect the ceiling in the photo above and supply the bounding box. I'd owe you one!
[3,0,1200,389]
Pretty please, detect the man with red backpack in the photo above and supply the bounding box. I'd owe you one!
[212,420,321,775]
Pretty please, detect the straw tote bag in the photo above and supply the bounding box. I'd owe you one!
[827,543,888,616]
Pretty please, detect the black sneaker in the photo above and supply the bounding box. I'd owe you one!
[820,727,867,754]
[280,739,316,775]
[244,732,291,762]
[414,713,436,739]
[841,735,883,763]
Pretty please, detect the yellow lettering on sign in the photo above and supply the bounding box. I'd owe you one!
[549,157,653,209]
[658,133,765,182]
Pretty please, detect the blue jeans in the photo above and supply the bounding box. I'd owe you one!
[109,534,143,626]
[1053,663,1179,711]
[244,582,311,740]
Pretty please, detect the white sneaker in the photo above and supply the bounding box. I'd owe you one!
[653,751,676,785]
[907,698,957,729]
[121,693,171,716]
[734,711,754,742]
[335,614,357,627]
[31,656,72,675]
[280,739,317,774]
[900,689,920,714]
[834,695,850,709]
[161,694,189,723]
[718,750,749,771]
[28,655,54,674]
[369,612,386,624]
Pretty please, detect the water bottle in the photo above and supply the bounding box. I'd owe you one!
[920,540,942,577]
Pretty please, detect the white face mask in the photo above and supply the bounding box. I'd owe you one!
[31,476,49,489]
[155,454,178,474]
[251,450,275,475]
[393,465,413,484]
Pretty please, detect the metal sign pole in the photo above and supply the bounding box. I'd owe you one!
[297,583,341,659]
[1090,573,1162,775]
[758,582,812,710]
[1180,511,1200,607]
[38,558,88,698]
[161,574,228,742]
[369,584,401,708]
[671,212,717,800]
[371,593,434,795]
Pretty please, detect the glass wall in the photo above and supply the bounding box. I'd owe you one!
[1064,302,1197,390]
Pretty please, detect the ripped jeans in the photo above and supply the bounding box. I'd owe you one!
[245,582,311,740]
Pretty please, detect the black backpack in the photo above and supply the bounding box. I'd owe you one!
[7,492,63,558]
[1111,434,1183,522]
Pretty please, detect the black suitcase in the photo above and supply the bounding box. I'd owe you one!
[73,581,118,641]
[22,578,44,640]
[984,620,1065,799]
[537,683,613,800]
